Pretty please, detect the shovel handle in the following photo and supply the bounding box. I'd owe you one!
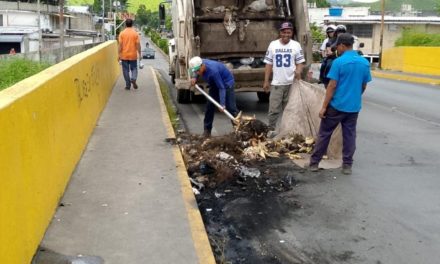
[194,84,236,121]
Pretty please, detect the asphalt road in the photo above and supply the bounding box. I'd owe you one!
[142,37,440,263]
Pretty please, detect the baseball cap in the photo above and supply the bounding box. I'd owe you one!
[279,22,293,31]
[331,33,354,48]
[189,56,203,73]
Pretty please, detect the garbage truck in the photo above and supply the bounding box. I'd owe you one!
[164,0,313,103]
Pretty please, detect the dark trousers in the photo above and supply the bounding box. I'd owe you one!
[310,106,359,166]
[204,86,238,132]
[121,60,138,88]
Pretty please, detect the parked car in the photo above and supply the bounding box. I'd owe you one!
[142,48,155,59]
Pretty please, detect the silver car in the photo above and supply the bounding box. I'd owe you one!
[142,48,155,59]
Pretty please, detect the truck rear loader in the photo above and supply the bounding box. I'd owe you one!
[166,0,313,104]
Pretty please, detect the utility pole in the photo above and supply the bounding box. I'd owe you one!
[102,0,105,20]
[379,0,385,69]
[37,0,42,62]
[60,0,65,61]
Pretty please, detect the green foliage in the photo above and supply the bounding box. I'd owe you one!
[136,4,149,25]
[129,0,161,13]
[156,72,179,129]
[91,0,102,14]
[158,39,169,55]
[436,0,440,14]
[307,0,330,8]
[165,16,172,31]
[310,23,326,44]
[0,58,51,91]
[395,30,440,47]
[147,29,169,55]
[365,0,437,12]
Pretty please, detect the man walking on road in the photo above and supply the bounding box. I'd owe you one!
[309,33,372,175]
[118,18,141,90]
[189,56,238,137]
[263,22,305,137]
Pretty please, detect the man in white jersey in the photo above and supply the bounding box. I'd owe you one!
[263,21,306,136]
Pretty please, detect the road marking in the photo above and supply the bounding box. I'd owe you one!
[151,67,216,264]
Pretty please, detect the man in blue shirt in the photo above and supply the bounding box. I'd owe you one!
[189,56,238,137]
[309,33,372,175]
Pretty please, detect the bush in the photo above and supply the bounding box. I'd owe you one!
[395,30,440,47]
[147,29,169,55]
[0,58,51,91]
[158,39,169,55]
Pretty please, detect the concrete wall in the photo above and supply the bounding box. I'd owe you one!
[365,24,440,55]
[382,47,440,76]
[0,0,58,12]
[0,42,101,64]
[0,41,120,264]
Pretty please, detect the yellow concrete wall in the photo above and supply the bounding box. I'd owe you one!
[0,41,120,264]
[382,47,440,76]
[382,47,405,72]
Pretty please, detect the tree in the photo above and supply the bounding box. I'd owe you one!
[92,0,103,15]
[307,0,330,8]
[436,0,440,14]
[136,4,149,26]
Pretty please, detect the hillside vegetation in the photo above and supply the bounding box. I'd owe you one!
[67,0,161,13]
[342,0,438,12]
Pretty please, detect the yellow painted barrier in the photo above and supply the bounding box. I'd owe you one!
[382,47,440,76]
[0,41,120,264]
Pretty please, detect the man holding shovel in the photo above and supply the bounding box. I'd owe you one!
[189,56,238,137]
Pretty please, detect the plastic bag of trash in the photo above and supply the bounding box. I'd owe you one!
[246,0,269,12]
[239,166,261,178]
[277,80,342,159]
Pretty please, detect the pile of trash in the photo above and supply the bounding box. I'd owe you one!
[178,119,315,194]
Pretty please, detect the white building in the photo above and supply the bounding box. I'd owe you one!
[0,1,97,55]
[308,6,370,27]
[324,15,440,56]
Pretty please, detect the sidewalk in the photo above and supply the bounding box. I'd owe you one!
[33,67,215,264]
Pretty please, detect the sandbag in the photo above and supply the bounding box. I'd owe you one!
[277,80,342,159]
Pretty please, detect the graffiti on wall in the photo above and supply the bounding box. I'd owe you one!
[74,65,100,106]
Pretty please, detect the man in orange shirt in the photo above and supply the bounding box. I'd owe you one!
[118,18,141,90]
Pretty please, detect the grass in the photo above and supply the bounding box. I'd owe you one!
[156,72,179,130]
[0,58,51,91]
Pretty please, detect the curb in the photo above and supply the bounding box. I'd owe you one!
[372,71,440,86]
[150,67,216,264]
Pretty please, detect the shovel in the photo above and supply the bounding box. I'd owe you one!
[194,84,242,125]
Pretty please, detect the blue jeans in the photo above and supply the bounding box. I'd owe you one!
[310,106,359,166]
[121,60,138,88]
[204,86,238,132]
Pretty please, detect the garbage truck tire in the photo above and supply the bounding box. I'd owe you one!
[177,89,191,104]
[257,92,270,102]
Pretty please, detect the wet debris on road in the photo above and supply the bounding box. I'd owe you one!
[176,120,315,263]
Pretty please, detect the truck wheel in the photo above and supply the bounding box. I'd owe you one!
[257,92,270,102]
[177,89,191,104]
